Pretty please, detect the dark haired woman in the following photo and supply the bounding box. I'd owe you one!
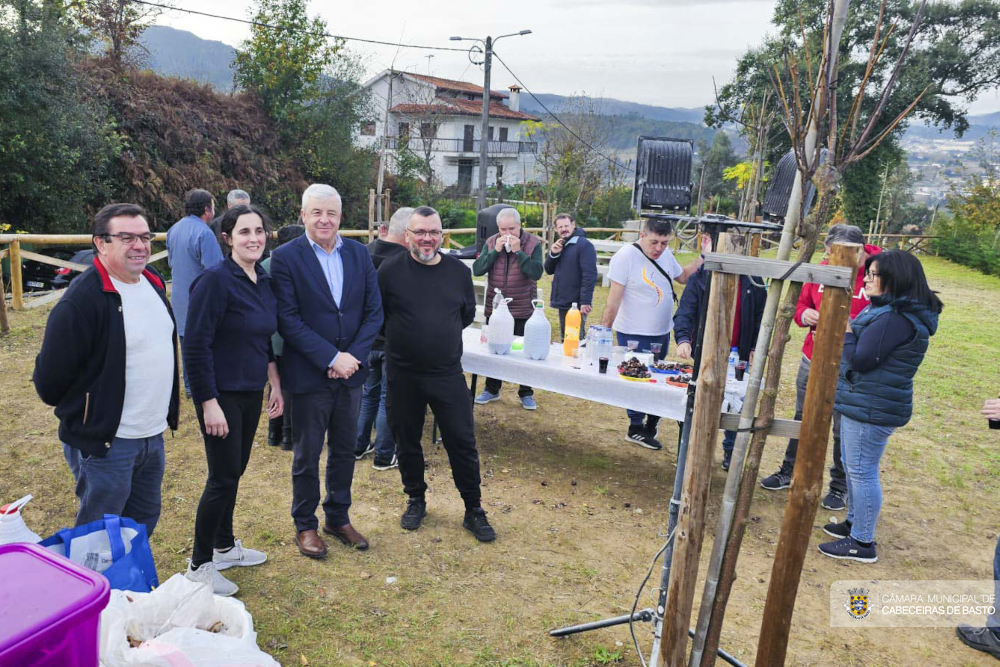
[819,250,942,563]
[182,204,283,595]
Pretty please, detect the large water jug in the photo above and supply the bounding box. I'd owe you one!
[0,495,42,545]
[487,288,515,355]
[523,300,551,360]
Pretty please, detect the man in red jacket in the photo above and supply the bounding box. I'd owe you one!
[760,224,881,511]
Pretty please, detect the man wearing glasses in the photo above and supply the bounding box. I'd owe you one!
[167,188,223,397]
[377,207,495,542]
[34,203,179,536]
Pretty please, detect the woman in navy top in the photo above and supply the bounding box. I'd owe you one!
[182,204,282,595]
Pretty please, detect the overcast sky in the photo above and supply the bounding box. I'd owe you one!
[157,0,998,116]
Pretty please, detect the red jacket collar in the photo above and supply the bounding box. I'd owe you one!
[93,256,164,293]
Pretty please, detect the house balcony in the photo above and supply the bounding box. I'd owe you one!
[382,136,538,155]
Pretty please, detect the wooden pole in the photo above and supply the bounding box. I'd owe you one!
[368,189,376,242]
[755,242,861,665]
[750,232,761,257]
[385,189,391,218]
[660,232,739,666]
[9,240,24,311]
[0,259,9,335]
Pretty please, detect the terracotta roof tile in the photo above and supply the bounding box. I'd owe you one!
[407,72,507,98]
[389,97,539,121]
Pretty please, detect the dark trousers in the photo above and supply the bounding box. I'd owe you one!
[179,335,191,397]
[616,331,670,428]
[192,390,262,567]
[557,309,588,340]
[268,389,292,442]
[387,367,482,509]
[780,356,847,494]
[290,383,362,531]
[484,317,533,397]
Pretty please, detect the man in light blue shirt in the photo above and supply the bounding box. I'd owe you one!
[167,188,223,396]
[308,233,345,366]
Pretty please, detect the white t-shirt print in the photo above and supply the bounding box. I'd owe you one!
[607,244,683,336]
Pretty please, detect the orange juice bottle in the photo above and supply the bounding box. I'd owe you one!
[563,302,581,357]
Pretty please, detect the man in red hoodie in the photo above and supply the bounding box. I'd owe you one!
[760,224,881,511]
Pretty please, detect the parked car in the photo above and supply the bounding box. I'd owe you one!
[3,247,91,292]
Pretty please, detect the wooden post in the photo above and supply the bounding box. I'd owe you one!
[9,240,23,311]
[660,232,739,666]
[755,242,862,666]
[0,251,9,335]
[385,189,391,218]
[750,232,761,257]
[368,189,376,242]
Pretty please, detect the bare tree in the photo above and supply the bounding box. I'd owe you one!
[75,0,171,68]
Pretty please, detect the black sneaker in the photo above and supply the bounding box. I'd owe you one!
[817,536,878,563]
[372,454,399,471]
[956,625,1000,659]
[625,425,663,451]
[821,490,847,511]
[400,498,426,531]
[721,450,732,471]
[354,443,374,460]
[760,469,792,490]
[463,507,496,542]
[822,518,851,539]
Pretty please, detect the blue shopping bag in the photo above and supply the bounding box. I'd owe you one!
[40,514,159,592]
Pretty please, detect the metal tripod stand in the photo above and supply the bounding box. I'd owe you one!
[549,216,780,666]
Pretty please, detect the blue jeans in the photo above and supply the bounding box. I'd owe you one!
[62,435,166,536]
[989,533,1000,635]
[616,331,670,428]
[722,430,736,453]
[356,350,394,460]
[839,414,895,543]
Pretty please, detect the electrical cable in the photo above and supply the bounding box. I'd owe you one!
[629,525,676,667]
[133,0,468,52]
[491,51,636,175]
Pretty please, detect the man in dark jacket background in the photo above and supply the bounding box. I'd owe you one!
[34,203,179,535]
[354,206,411,470]
[472,207,544,410]
[544,213,598,338]
[673,262,767,470]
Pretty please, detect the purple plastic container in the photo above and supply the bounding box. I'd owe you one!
[0,542,110,666]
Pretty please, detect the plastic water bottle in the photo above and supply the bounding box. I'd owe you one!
[727,347,739,381]
[523,300,551,360]
[0,495,42,545]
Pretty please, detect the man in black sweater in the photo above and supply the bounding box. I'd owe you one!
[377,206,495,542]
[354,207,411,469]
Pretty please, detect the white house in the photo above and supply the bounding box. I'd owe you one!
[358,70,541,193]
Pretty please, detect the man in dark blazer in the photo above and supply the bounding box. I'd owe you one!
[269,183,383,558]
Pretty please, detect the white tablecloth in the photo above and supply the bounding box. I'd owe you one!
[460,329,749,423]
[461,329,693,420]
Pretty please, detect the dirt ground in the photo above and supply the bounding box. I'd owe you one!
[1,255,998,666]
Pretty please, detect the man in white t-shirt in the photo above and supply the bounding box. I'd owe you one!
[35,203,179,535]
[601,218,705,450]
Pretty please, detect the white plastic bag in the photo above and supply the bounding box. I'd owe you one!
[100,574,278,667]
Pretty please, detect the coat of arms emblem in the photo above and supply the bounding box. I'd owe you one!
[845,587,871,619]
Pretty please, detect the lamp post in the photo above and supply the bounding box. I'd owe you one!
[450,30,531,212]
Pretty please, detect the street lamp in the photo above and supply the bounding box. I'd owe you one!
[450,30,532,211]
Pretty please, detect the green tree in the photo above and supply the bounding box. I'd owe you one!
[233,0,340,126]
[74,0,168,68]
[948,130,1000,239]
[707,0,1000,176]
[0,0,120,232]
[694,132,740,214]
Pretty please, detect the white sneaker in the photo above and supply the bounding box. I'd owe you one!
[213,539,267,570]
[185,560,239,597]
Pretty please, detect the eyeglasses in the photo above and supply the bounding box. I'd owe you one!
[406,228,443,238]
[101,232,154,245]
[865,270,880,279]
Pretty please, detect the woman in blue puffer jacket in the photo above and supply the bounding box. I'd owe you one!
[818,250,943,563]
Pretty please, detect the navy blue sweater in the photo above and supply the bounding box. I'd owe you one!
[183,257,277,404]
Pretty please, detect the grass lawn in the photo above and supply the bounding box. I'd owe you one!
[0,252,998,665]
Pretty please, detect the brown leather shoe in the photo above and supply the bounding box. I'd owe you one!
[295,529,327,558]
[322,522,369,551]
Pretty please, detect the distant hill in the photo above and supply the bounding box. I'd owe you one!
[519,93,706,124]
[140,26,237,91]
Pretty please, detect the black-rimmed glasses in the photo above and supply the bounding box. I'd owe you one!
[406,228,443,238]
[101,232,153,245]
